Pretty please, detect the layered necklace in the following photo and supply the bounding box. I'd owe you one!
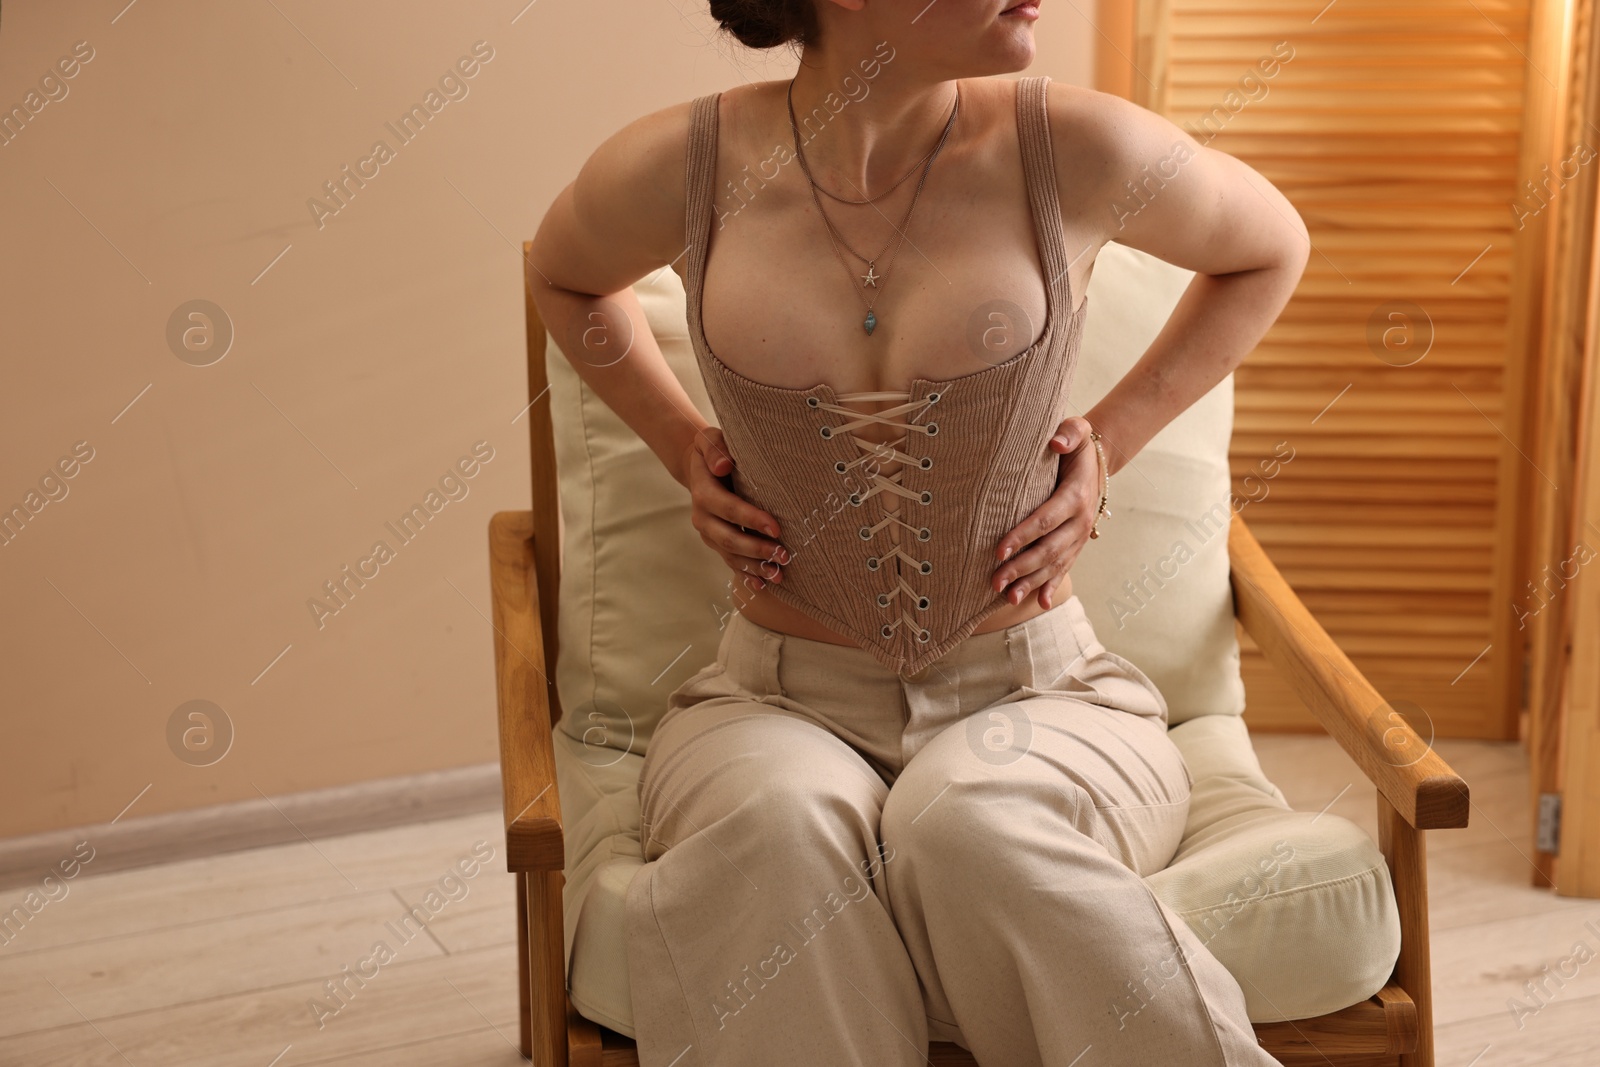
[785,78,961,336]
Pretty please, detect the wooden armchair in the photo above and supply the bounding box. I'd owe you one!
[491,247,1471,1067]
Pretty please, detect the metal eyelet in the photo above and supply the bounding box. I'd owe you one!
[835,461,848,474]
[917,527,932,542]
[866,556,879,571]
[877,593,891,607]
[919,490,933,505]
[806,395,821,408]
[917,628,932,643]
[927,391,941,404]
[881,624,895,638]
[858,526,874,541]
[916,596,930,611]
[848,492,862,507]
[919,561,933,575]
[819,426,832,439]
[924,422,938,437]
[919,456,934,470]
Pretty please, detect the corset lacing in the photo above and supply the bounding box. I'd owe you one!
[806,390,942,644]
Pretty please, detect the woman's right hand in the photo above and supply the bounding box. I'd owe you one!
[683,427,789,592]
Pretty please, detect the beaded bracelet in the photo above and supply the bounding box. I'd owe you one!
[1087,429,1111,539]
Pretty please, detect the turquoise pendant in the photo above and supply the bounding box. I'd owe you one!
[863,310,877,335]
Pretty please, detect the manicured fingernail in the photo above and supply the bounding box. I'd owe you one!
[1000,545,1013,561]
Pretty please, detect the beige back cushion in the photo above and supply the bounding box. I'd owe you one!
[546,240,1243,760]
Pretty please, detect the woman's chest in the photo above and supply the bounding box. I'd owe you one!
[692,179,1055,417]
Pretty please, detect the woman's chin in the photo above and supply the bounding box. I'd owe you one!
[947,49,1033,81]
[980,35,1037,76]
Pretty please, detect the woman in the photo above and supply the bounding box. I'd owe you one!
[530,1,1307,1063]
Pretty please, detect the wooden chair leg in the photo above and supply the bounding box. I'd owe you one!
[523,870,569,1066]
[1380,796,1434,1067]
[517,873,532,1059]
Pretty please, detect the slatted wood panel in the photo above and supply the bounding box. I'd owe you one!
[1136,0,1543,736]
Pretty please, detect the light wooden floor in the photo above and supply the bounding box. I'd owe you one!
[2,734,1596,1066]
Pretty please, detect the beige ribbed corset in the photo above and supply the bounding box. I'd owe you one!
[684,75,1090,677]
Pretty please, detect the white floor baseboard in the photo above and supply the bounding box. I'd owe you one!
[0,763,502,891]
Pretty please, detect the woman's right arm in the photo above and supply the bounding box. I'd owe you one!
[528,102,789,589]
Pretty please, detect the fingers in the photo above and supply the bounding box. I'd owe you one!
[706,496,786,552]
[693,426,735,478]
[992,520,1086,605]
[1038,568,1070,610]
[684,430,791,594]
[724,565,772,602]
[995,492,1073,563]
[727,551,784,591]
[996,423,1099,562]
[697,509,788,588]
[699,509,788,570]
[1047,415,1094,455]
[689,434,781,536]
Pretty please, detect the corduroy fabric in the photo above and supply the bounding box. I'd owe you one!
[684,76,1091,676]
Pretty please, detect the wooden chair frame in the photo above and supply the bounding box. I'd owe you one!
[493,245,1471,1066]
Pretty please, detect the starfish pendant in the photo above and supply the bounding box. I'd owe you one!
[861,264,880,287]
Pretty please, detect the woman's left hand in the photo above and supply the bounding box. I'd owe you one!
[991,416,1101,610]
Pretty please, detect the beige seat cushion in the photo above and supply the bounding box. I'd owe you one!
[544,241,1400,1033]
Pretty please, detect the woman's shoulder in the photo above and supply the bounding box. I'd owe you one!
[1039,77,1144,163]
[577,96,697,197]
[551,83,783,283]
[570,82,774,216]
[562,95,711,263]
[602,78,783,157]
[1038,78,1202,240]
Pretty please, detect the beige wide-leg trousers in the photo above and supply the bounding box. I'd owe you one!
[624,595,1282,1067]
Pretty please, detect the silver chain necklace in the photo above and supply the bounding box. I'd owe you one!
[786,79,961,335]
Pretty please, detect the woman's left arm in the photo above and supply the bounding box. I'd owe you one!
[993,82,1310,609]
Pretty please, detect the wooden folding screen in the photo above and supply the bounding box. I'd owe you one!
[1112,0,1576,738]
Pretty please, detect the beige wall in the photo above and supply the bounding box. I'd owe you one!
[0,1,1093,840]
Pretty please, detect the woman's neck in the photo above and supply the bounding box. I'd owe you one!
[785,54,960,201]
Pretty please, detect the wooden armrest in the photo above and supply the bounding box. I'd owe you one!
[1228,513,1470,830]
[489,509,565,871]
